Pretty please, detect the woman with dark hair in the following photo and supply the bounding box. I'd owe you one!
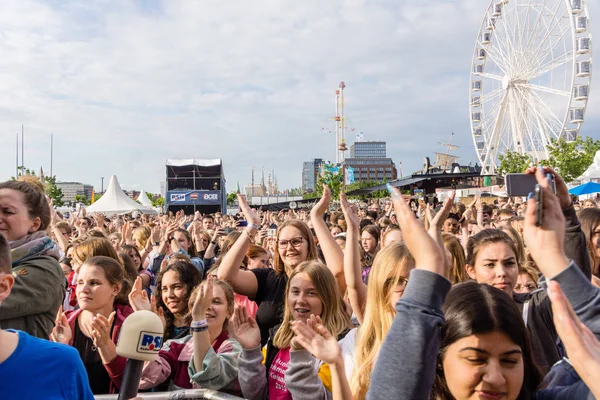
[577,207,600,277]
[360,224,380,283]
[51,256,134,394]
[156,260,202,341]
[463,168,593,373]
[121,244,152,290]
[0,177,64,338]
[367,169,600,399]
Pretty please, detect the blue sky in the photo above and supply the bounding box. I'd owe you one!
[0,0,597,193]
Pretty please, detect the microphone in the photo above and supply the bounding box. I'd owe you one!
[116,310,164,400]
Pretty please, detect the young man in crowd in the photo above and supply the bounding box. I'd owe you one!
[0,233,94,399]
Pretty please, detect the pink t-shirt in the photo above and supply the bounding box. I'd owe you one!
[268,347,291,400]
[234,294,258,319]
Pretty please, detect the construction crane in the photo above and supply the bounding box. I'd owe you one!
[335,82,348,164]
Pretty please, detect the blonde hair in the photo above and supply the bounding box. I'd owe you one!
[351,242,415,400]
[443,233,469,284]
[188,279,235,330]
[273,261,351,349]
[132,226,151,251]
[73,238,120,264]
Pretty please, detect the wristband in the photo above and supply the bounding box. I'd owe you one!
[191,325,209,333]
[191,320,208,329]
[247,223,260,230]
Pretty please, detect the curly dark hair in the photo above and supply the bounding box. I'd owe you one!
[155,260,202,340]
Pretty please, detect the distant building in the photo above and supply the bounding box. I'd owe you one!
[302,158,324,192]
[124,190,140,200]
[56,182,94,202]
[350,141,386,158]
[244,184,267,198]
[342,157,397,183]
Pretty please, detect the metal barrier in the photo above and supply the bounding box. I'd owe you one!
[94,389,246,400]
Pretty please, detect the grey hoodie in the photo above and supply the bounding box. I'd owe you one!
[366,265,597,399]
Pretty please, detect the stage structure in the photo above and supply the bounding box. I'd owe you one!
[164,159,226,215]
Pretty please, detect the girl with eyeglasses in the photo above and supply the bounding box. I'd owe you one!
[218,188,345,345]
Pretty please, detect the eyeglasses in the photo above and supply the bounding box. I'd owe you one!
[277,237,305,249]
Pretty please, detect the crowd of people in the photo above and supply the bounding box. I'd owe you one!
[1,166,600,399]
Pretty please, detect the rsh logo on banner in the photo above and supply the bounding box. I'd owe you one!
[170,193,186,202]
[203,193,218,200]
[137,331,163,353]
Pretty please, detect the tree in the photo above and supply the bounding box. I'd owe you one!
[543,136,600,183]
[153,197,165,208]
[44,175,64,206]
[304,165,344,200]
[496,150,533,177]
[74,194,90,206]
[226,192,238,205]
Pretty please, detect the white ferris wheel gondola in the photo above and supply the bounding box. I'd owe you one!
[469,0,593,175]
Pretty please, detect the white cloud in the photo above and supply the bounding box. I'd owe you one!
[0,0,597,193]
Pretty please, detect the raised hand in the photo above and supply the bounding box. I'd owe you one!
[549,280,600,399]
[192,277,214,320]
[522,167,570,278]
[150,295,166,328]
[91,312,116,349]
[429,192,455,234]
[291,315,341,364]
[230,306,261,350]
[151,225,161,243]
[526,166,571,210]
[311,185,331,217]
[237,193,260,226]
[388,184,447,278]
[128,277,151,311]
[340,192,359,232]
[51,305,72,344]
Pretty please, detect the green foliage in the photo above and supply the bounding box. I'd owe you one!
[345,180,391,199]
[153,197,165,208]
[44,175,64,207]
[74,194,90,205]
[226,192,238,205]
[310,165,344,200]
[543,136,600,183]
[497,150,533,177]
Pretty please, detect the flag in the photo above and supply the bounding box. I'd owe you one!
[91,188,95,204]
[345,166,355,184]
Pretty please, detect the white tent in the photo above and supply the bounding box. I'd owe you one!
[578,150,600,182]
[137,189,153,208]
[86,175,148,216]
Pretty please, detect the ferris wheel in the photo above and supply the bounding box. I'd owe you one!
[469,0,593,175]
